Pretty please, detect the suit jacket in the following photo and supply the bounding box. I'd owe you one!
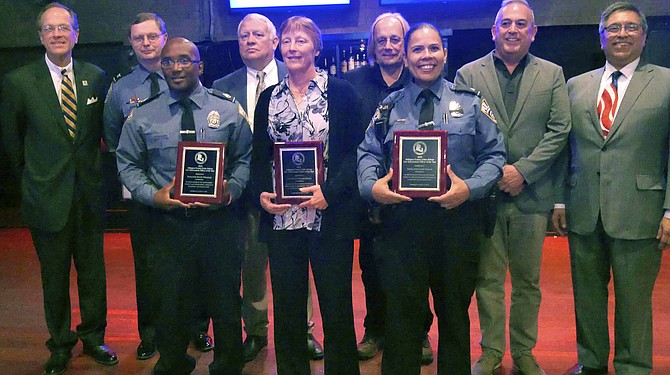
[565,63,670,239]
[211,59,288,111]
[455,52,571,213]
[251,77,365,241]
[1,58,106,232]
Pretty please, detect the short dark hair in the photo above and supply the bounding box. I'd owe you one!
[404,23,442,54]
[129,13,167,37]
[599,2,648,34]
[37,2,79,31]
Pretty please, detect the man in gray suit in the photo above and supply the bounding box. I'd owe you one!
[211,13,325,362]
[455,1,570,374]
[553,2,670,375]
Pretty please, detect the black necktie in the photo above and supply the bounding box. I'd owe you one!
[148,72,160,97]
[418,89,434,130]
[179,98,196,141]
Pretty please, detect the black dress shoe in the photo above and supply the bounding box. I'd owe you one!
[243,335,268,362]
[194,332,214,352]
[136,340,157,360]
[307,333,324,360]
[83,344,119,366]
[44,352,71,375]
[565,363,608,375]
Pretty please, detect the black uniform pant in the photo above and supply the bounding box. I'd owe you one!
[149,207,243,375]
[30,196,107,354]
[376,200,484,375]
[359,220,434,338]
[268,229,360,375]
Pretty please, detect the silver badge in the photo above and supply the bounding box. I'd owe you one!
[207,111,220,128]
[449,101,464,118]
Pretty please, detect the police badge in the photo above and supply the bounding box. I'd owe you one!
[207,111,221,129]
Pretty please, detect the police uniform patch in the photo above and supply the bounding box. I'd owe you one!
[481,98,497,124]
[126,108,135,121]
[207,111,221,128]
[237,103,251,125]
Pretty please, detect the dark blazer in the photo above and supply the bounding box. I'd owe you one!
[251,77,365,241]
[455,52,571,213]
[211,59,288,111]
[1,58,106,232]
[566,62,670,239]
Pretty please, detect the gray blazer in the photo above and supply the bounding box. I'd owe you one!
[211,59,288,111]
[455,52,571,213]
[565,63,670,239]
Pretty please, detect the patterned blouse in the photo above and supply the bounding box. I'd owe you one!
[267,69,330,231]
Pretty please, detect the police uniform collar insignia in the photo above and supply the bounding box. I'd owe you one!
[129,95,142,105]
[481,98,497,124]
[449,101,464,118]
[207,111,221,128]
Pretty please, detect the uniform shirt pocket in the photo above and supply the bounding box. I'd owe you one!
[636,175,666,190]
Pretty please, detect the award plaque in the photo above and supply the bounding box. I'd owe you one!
[392,130,448,198]
[174,141,226,204]
[274,141,324,204]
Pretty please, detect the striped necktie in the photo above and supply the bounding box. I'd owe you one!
[61,69,77,140]
[597,70,623,136]
[255,70,266,105]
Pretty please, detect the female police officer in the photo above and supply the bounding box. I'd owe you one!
[357,23,506,375]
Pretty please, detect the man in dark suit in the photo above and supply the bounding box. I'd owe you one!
[212,13,327,362]
[0,3,117,374]
[553,2,670,374]
[455,1,570,374]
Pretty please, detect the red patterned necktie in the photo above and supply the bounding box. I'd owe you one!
[597,70,622,136]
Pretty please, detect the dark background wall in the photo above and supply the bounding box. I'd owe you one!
[1,0,669,211]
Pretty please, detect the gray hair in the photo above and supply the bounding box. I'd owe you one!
[494,0,535,25]
[599,2,648,34]
[367,12,410,65]
[239,13,277,39]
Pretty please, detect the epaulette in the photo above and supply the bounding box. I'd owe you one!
[111,67,134,83]
[137,92,161,107]
[449,83,481,97]
[208,88,236,103]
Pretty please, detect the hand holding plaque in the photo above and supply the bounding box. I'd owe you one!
[174,141,226,204]
[274,141,325,204]
[392,130,448,198]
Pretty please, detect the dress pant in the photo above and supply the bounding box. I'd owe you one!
[268,229,359,375]
[30,194,107,354]
[240,208,270,337]
[476,201,547,359]
[149,207,243,375]
[128,202,156,343]
[376,200,484,375]
[569,217,661,375]
[361,220,434,338]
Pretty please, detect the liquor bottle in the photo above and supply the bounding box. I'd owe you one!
[361,52,368,66]
[329,54,337,76]
[340,48,348,74]
[348,46,355,71]
[359,39,367,66]
[355,52,361,69]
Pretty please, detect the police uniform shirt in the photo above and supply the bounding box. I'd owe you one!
[103,65,168,152]
[116,84,253,207]
[357,78,505,202]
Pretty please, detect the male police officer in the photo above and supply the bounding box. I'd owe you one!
[116,37,252,375]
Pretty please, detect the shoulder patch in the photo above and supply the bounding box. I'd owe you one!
[450,83,480,97]
[237,103,251,125]
[209,88,236,103]
[126,108,135,121]
[480,98,497,124]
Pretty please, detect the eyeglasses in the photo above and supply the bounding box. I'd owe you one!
[375,36,403,47]
[602,23,642,34]
[41,24,72,33]
[160,58,200,69]
[131,33,165,44]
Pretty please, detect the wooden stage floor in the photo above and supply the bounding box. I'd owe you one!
[1,228,669,374]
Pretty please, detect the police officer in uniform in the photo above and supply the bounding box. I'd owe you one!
[103,13,213,360]
[116,37,251,375]
[357,23,505,374]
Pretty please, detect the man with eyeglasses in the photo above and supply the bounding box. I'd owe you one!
[552,2,670,374]
[343,12,436,365]
[116,37,252,375]
[104,12,215,362]
[1,2,118,374]
[454,1,570,374]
